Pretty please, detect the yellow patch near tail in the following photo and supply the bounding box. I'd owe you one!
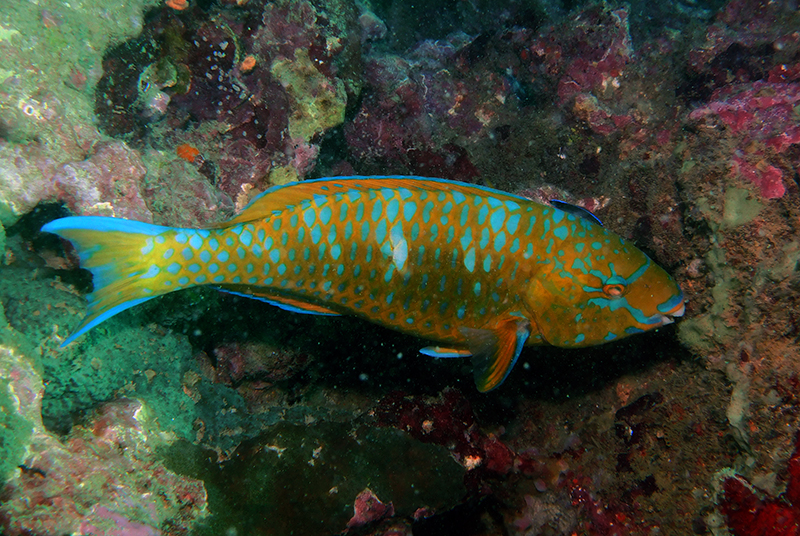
[41,216,176,345]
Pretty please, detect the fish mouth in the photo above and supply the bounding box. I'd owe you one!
[651,291,686,326]
[656,301,686,325]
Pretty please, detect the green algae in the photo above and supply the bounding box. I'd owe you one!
[0,376,32,486]
[0,255,200,436]
[677,188,762,353]
[0,221,5,330]
[762,241,800,285]
[42,321,200,437]
[271,48,347,142]
[0,220,6,256]
[0,0,160,143]
[678,244,738,352]
[0,335,209,533]
[0,0,163,225]
[0,225,368,460]
[0,340,42,489]
[722,187,762,229]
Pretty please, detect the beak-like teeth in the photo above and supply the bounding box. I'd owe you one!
[659,303,685,325]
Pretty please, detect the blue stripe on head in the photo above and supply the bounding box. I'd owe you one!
[657,291,685,313]
[623,257,650,284]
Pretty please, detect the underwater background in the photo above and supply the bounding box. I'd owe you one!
[1,0,800,534]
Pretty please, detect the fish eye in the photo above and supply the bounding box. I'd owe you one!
[603,283,626,297]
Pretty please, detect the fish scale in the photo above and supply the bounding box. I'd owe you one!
[42,176,684,392]
[138,184,535,345]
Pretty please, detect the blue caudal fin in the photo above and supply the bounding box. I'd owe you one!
[41,216,177,346]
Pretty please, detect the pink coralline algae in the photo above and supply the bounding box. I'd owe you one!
[553,9,632,106]
[253,0,326,64]
[345,33,508,181]
[689,82,800,140]
[346,488,395,530]
[689,81,800,199]
[375,390,529,478]
[374,389,484,471]
[50,141,153,221]
[516,6,634,133]
[0,140,152,222]
[730,156,786,200]
[572,93,634,137]
[161,16,291,198]
[209,0,354,188]
[688,0,800,74]
[719,430,800,536]
[566,476,635,536]
[374,388,651,533]
[93,0,356,203]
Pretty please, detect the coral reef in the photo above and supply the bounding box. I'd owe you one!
[0,0,160,224]
[717,430,800,535]
[688,80,800,199]
[0,342,208,535]
[375,389,516,485]
[94,0,359,205]
[0,345,34,487]
[344,32,494,181]
[0,140,154,225]
[3,0,800,534]
[0,0,360,228]
[346,488,396,530]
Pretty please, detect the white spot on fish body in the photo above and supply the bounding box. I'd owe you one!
[390,223,409,272]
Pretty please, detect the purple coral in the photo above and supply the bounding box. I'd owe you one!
[0,140,152,222]
[51,141,153,221]
[344,35,491,180]
[689,80,800,198]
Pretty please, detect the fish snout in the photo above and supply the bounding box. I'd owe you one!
[655,299,686,326]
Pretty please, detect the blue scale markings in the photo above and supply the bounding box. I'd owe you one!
[192,187,533,331]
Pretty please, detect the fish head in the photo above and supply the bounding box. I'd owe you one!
[525,225,684,348]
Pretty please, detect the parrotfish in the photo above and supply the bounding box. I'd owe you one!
[42,176,684,392]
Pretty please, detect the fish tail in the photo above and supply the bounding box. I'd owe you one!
[41,216,191,346]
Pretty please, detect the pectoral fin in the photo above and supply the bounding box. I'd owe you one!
[460,317,531,392]
[420,347,473,358]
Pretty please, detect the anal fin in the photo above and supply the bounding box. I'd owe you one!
[216,285,341,316]
[460,317,531,392]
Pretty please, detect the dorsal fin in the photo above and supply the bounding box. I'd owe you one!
[215,176,534,227]
[549,199,603,226]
